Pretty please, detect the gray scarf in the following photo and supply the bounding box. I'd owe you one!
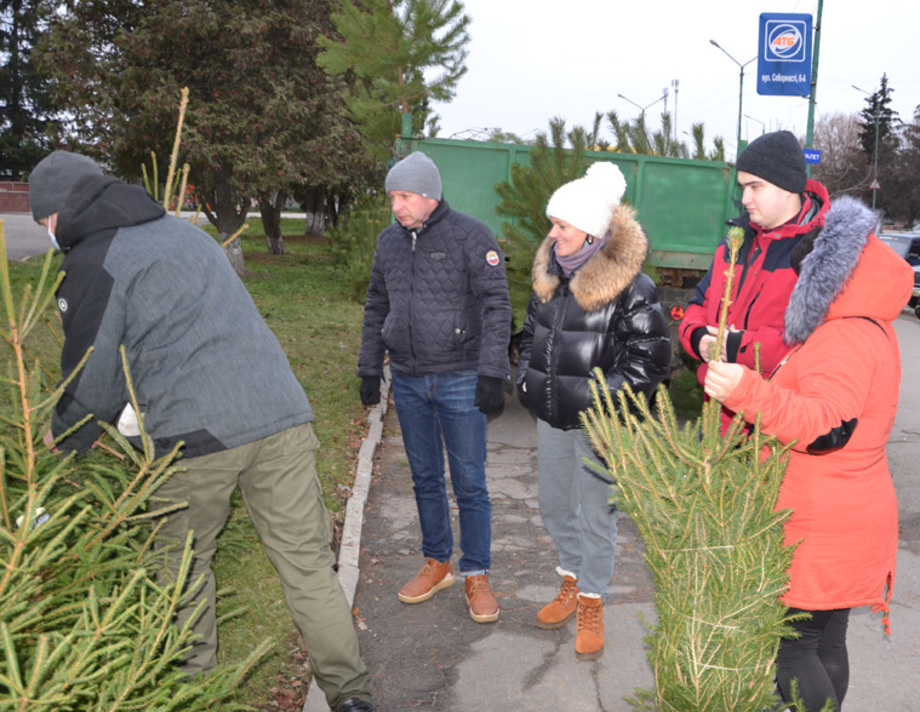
[555,231,610,277]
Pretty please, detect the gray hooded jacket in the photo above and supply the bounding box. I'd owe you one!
[52,175,313,458]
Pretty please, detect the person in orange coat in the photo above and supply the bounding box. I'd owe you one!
[704,195,912,712]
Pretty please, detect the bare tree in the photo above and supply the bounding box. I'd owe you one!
[811,112,868,198]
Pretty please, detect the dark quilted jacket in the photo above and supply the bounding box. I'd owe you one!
[358,200,512,380]
[517,205,671,430]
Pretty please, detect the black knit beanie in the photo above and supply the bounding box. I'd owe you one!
[28,151,104,221]
[735,130,807,193]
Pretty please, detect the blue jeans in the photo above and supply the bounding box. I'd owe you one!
[392,371,491,574]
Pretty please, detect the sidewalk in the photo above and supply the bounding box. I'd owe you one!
[1,213,51,261]
[306,327,920,710]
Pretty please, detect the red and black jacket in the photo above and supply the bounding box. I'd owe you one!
[679,179,830,413]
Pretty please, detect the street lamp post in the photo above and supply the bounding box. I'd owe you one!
[710,39,756,160]
[743,114,765,137]
[617,91,668,119]
[853,84,880,210]
[618,91,669,148]
[671,79,680,142]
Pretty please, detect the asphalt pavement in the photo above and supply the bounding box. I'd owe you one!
[1,212,53,261]
[306,314,920,712]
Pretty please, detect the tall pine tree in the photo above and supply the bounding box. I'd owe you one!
[318,0,471,160]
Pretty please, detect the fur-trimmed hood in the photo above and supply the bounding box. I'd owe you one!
[533,204,648,312]
[785,195,913,344]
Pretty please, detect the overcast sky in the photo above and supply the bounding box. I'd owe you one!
[433,0,920,155]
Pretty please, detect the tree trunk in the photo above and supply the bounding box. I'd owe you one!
[302,185,327,237]
[221,235,247,275]
[199,167,250,276]
[258,190,286,255]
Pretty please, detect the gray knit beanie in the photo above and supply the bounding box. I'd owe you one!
[735,130,807,193]
[28,151,104,221]
[385,151,442,200]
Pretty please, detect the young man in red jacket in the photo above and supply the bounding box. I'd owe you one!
[679,130,830,429]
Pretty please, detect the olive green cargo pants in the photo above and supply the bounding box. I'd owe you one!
[155,422,370,708]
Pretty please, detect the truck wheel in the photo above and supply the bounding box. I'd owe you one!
[915,303,920,320]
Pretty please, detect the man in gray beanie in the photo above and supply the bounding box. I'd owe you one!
[28,150,104,250]
[29,150,374,712]
[29,150,104,222]
[358,151,511,624]
[679,129,831,431]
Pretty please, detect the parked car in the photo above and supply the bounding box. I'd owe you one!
[877,232,920,318]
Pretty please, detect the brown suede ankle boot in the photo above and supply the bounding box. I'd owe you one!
[575,593,605,660]
[465,574,499,623]
[536,574,579,629]
[397,558,454,604]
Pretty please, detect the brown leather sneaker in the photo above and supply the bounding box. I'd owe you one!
[397,558,454,604]
[575,593,605,660]
[535,574,579,629]
[465,574,499,623]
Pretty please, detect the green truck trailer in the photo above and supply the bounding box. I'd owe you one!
[393,135,739,280]
[393,135,742,367]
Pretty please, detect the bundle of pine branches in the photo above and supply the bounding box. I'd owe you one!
[581,225,803,711]
[584,382,795,711]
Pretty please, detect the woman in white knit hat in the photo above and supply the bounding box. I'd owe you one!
[516,162,671,660]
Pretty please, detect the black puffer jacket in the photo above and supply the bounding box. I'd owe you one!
[517,205,671,430]
[358,199,512,380]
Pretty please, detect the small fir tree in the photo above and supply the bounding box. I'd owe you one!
[581,227,802,711]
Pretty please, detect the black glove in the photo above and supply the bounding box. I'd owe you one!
[474,375,505,416]
[359,376,381,406]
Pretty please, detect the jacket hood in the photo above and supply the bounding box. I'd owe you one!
[784,195,913,344]
[55,174,166,251]
[533,204,648,312]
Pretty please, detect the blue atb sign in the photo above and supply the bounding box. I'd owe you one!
[757,13,813,97]
[803,148,821,164]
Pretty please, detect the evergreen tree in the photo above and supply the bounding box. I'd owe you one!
[606,111,710,159]
[857,73,900,158]
[855,74,903,217]
[0,0,58,179]
[318,0,471,160]
[493,117,591,296]
[888,104,920,227]
[581,229,799,711]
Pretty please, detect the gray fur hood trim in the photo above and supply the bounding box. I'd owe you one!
[532,204,648,312]
[784,195,875,344]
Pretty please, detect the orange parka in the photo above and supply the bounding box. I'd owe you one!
[721,196,913,623]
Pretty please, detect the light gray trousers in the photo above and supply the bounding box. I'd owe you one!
[536,418,619,599]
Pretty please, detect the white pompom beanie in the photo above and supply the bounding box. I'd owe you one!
[546,162,627,238]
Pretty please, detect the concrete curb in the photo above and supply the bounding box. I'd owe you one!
[302,369,390,712]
